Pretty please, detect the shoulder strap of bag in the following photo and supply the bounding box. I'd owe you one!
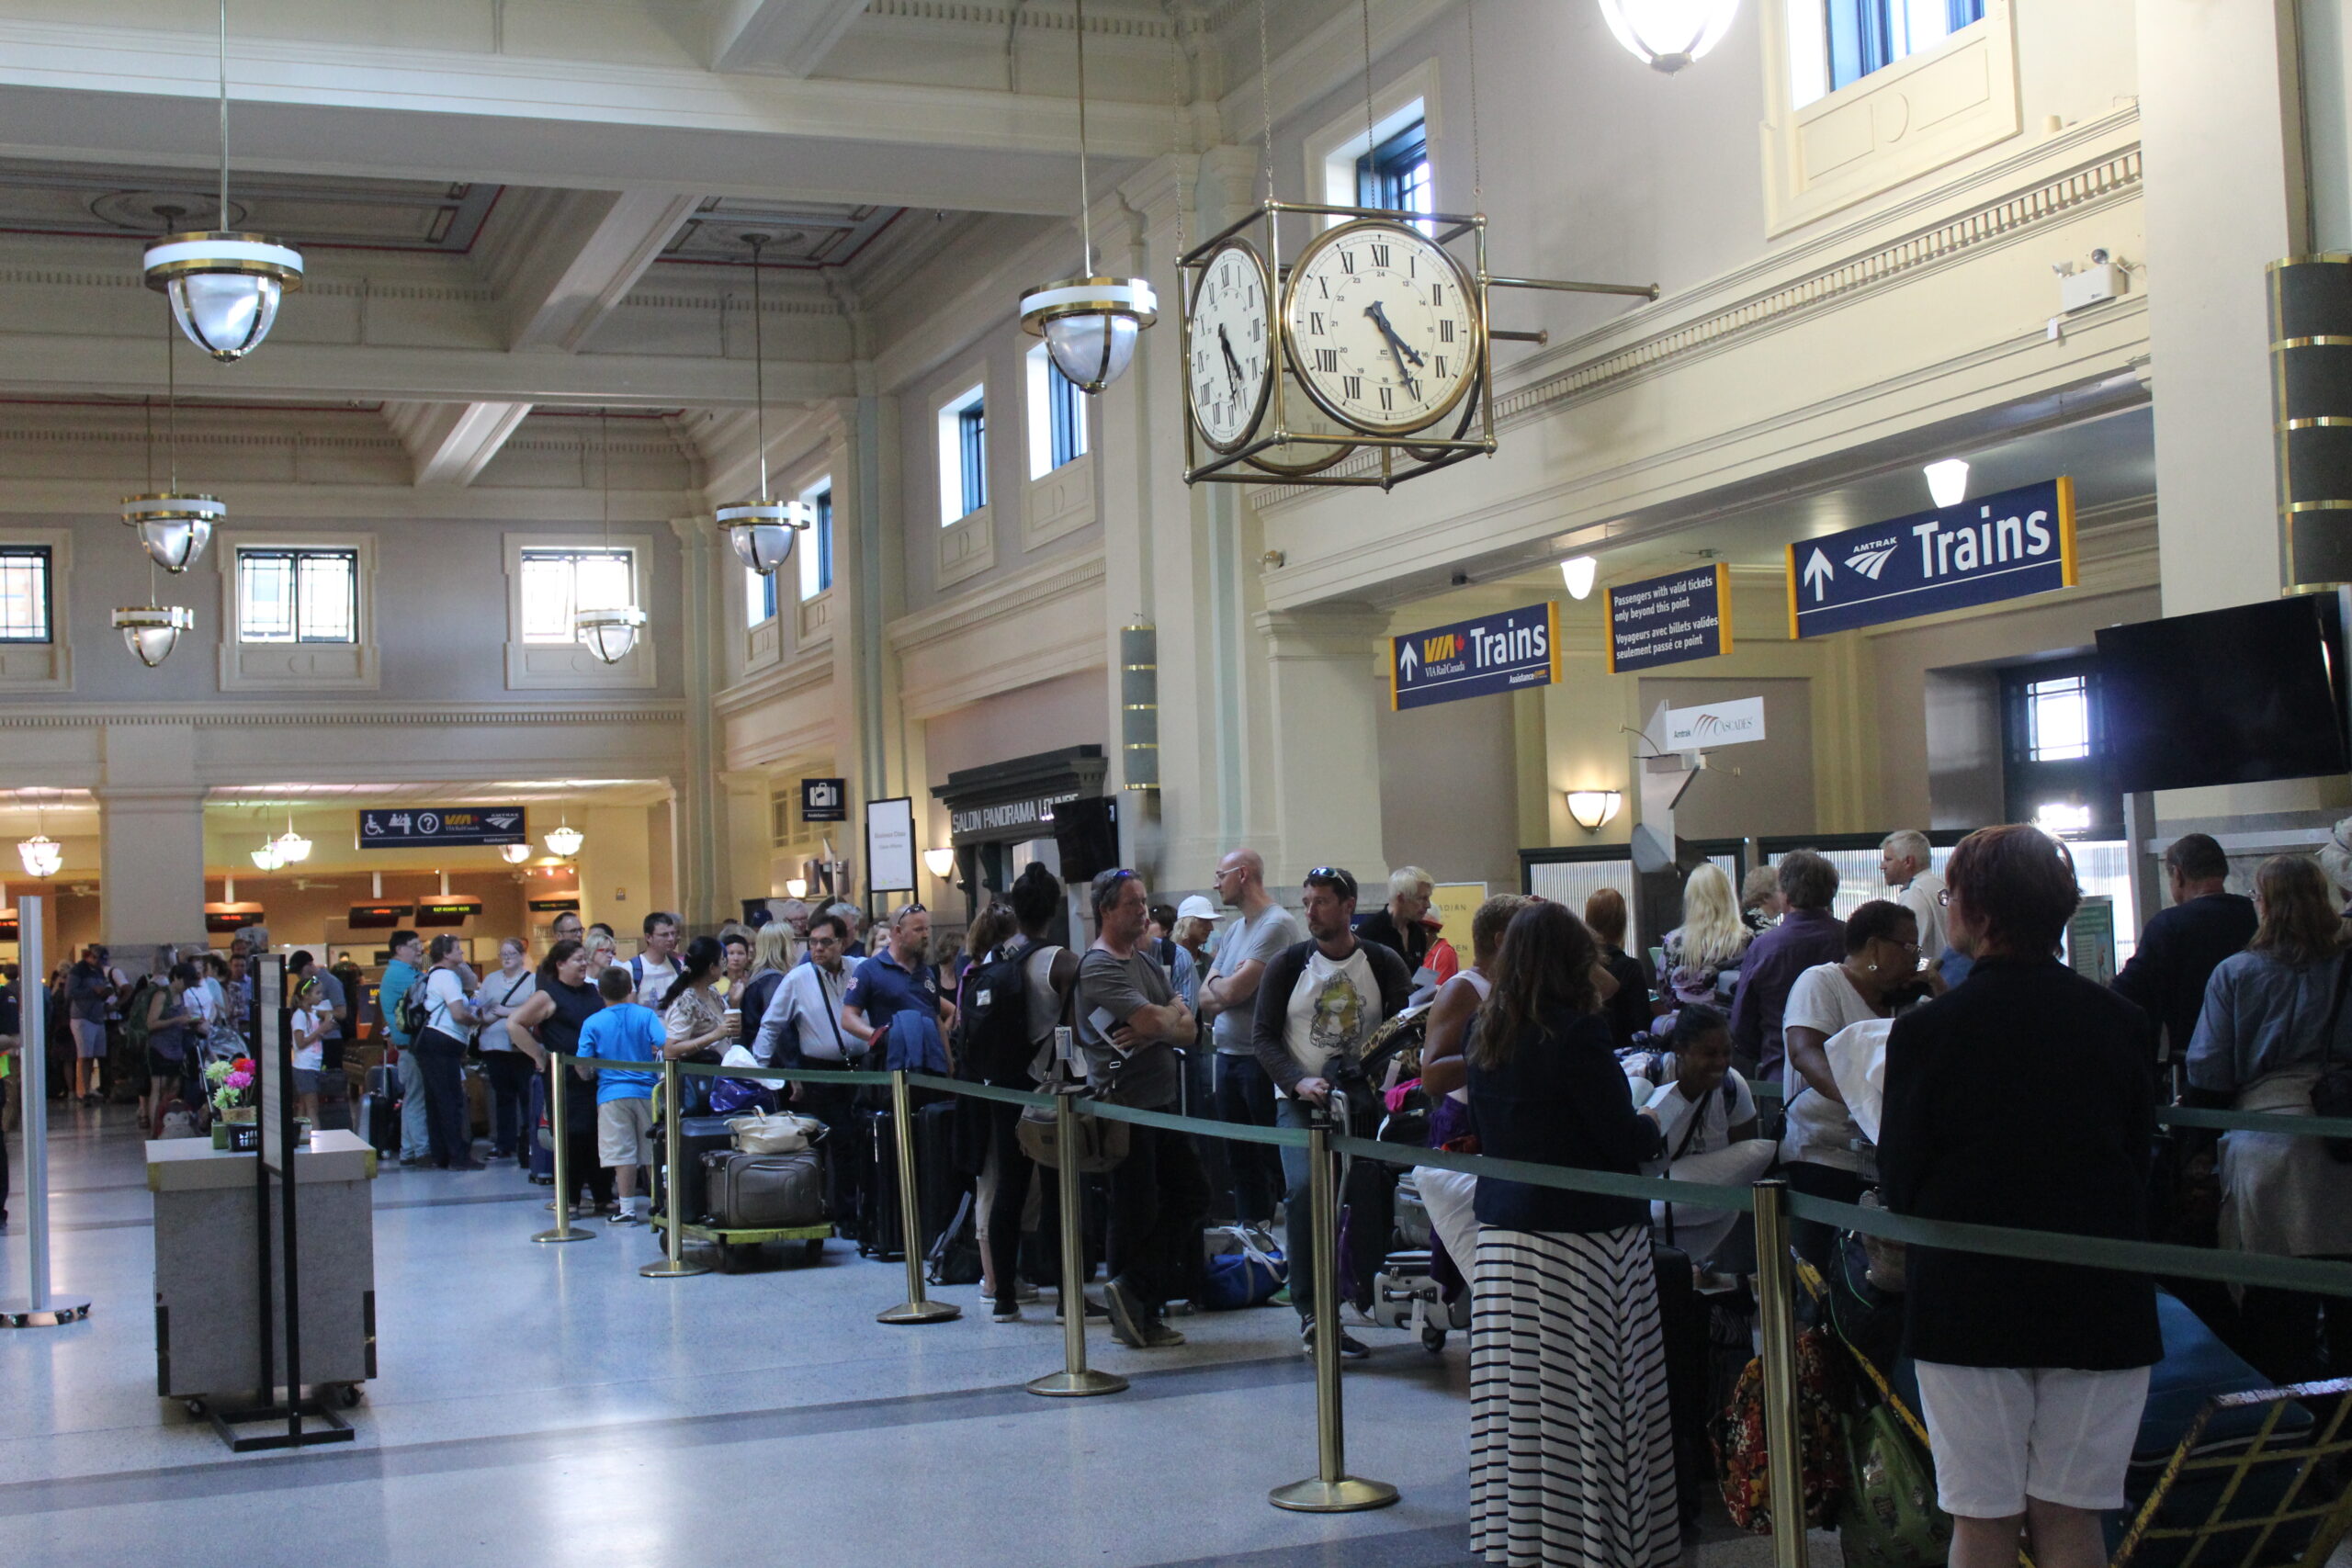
[2324,950,2352,1063]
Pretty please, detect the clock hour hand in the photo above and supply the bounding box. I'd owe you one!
[1363,301,1423,399]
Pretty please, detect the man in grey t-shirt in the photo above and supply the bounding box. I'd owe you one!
[1074,868,1209,1350]
[1197,847,1298,1226]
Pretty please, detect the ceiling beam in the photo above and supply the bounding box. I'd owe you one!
[0,18,1162,215]
[486,188,707,354]
[382,400,536,487]
[707,0,871,76]
[0,333,854,408]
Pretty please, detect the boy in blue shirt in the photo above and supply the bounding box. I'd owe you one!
[573,966,668,1224]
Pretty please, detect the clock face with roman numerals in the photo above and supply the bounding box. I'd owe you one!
[1280,219,1480,437]
[1185,239,1274,453]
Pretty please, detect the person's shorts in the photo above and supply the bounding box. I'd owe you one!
[72,1019,107,1059]
[291,1068,322,1096]
[146,1047,187,1082]
[597,1095,655,1168]
[1916,1360,2152,1517]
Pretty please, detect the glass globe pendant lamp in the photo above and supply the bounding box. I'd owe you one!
[501,843,532,865]
[577,409,648,666]
[113,604,194,669]
[142,2,302,361]
[272,815,311,864]
[544,820,584,858]
[1596,0,1742,73]
[717,231,810,576]
[119,495,221,573]
[17,834,61,879]
[250,839,283,873]
[1015,0,1155,393]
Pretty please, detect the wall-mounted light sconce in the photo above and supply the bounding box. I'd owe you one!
[922,847,956,880]
[1560,556,1599,600]
[785,877,808,899]
[1924,457,1970,510]
[1565,789,1623,833]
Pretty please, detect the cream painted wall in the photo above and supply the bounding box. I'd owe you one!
[1376,688,1521,891]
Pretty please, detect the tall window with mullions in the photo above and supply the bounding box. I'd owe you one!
[0,547,52,643]
[957,400,989,515]
[2000,659,2119,834]
[1046,363,1086,471]
[1826,0,1984,92]
[1356,118,1431,222]
[237,547,357,644]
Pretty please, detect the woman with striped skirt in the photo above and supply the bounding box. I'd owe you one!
[1465,899,1677,1568]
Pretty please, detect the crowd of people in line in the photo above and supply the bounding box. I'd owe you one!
[3,820,2349,1568]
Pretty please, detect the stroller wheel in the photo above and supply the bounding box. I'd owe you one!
[1421,1325,1447,1354]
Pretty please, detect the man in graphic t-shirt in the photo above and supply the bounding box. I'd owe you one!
[628,912,682,1009]
[1250,866,1411,1359]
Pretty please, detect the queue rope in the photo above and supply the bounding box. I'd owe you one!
[548,1056,2352,1297]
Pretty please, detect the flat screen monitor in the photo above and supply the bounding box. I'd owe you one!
[2096,594,2349,793]
[1052,795,1120,884]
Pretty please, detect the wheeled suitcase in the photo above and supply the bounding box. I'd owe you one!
[656,1113,738,1224]
[358,1091,401,1156]
[701,1148,828,1229]
[913,1099,964,1248]
[857,1108,903,1258]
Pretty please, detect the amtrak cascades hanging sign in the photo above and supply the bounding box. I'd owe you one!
[1390,602,1562,711]
[1785,478,2077,637]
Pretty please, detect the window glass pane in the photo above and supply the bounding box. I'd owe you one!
[294,553,356,642]
[520,547,634,644]
[238,553,297,643]
[959,402,989,514]
[0,548,51,642]
[2026,676,2091,761]
[799,487,833,603]
[747,566,775,625]
[1826,0,1982,91]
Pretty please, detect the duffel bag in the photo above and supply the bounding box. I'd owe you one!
[727,1111,825,1154]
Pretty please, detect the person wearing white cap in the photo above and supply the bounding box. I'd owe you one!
[1171,895,1217,1005]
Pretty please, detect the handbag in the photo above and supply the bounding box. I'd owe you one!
[1015,1090,1129,1173]
[727,1111,825,1155]
[2316,951,2352,1163]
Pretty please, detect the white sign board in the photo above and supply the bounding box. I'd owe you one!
[865,795,917,896]
[257,958,286,1171]
[1662,696,1767,750]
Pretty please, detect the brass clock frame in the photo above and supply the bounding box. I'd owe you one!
[1184,236,1278,457]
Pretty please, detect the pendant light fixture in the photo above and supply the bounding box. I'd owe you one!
[17,794,62,879]
[544,818,584,858]
[1018,0,1156,392]
[113,597,195,668]
[142,0,303,361]
[272,812,311,864]
[501,842,532,865]
[575,410,647,665]
[1597,0,1743,73]
[122,303,221,572]
[717,232,810,575]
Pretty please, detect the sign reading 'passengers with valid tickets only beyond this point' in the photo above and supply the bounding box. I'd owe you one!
[1608,564,1733,673]
[1786,477,2077,637]
[1390,601,1562,711]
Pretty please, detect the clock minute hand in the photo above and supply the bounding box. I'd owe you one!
[1363,302,1423,399]
[1365,300,1426,367]
[1218,325,1247,395]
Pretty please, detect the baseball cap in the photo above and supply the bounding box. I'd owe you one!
[1175,894,1216,923]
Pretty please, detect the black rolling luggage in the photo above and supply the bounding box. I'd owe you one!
[703,1148,828,1228]
[657,1114,738,1224]
[857,1108,903,1258]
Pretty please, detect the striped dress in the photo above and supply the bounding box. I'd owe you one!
[1470,1222,1679,1568]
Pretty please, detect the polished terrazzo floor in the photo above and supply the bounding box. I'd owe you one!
[4,1097,1507,1568]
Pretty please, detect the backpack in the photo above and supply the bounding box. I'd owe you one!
[1713,1328,1850,1533]
[1836,1403,1951,1568]
[953,941,1037,1087]
[119,976,159,1050]
[396,973,436,1040]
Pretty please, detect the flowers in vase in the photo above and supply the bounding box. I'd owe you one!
[206,1055,257,1117]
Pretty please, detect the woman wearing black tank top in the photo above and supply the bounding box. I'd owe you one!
[507,942,614,1215]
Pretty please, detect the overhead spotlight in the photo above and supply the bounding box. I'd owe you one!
[1560,556,1599,600]
[1925,457,1970,510]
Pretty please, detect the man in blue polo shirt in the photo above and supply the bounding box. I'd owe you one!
[572,966,666,1224]
[841,905,953,1074]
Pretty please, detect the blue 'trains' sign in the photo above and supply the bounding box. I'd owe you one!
[1390,601,1561,711]
[1786,478,2077,637]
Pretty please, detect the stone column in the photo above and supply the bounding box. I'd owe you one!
[1252,605,1392,891]
[669,515,724,929]
[96,722,206,953]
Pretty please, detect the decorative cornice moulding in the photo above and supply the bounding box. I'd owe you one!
[0,702,686,730]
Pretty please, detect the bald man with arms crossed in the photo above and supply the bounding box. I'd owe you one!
[1196,848,1301,1230]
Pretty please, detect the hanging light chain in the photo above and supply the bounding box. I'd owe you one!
[164,296,178,491]
[218,0,232,230]
[1361,0,1375,170]
[1075,0,1093,273]
[1467,0,1484,210]
[748,232,769,504]
[1168,7,1187,260]
[1259,0,1274,204]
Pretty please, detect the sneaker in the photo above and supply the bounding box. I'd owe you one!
[1141,1320,1186,1348]
[1270,1284,1292,1307]
[1102,1276,1147,1348]
[607,1209,644,1225]
[1301,1317,1371,1360]
[1014,1279,1041,1303]
[991,1302,1022,1323]
[1052,1298,1109,1322]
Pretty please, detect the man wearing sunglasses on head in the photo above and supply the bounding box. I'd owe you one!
[1250,866,1414,1359]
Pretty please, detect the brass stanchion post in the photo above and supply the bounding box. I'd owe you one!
[532,1052,594,1245]
[1027,1073,1126,1397]
[1752,1179,1811,1568]
[1270,1104,1396,1512]
[877,1067,959,1324]
[640,1056,709,1279]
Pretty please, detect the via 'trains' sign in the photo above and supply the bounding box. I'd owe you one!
[358,807,527,848]
[1786,477,2076,637]
[1391,601,1561,711]
[1608,564,1732,673]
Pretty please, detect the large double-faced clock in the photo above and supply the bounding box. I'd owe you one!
[1280,219,1481,436]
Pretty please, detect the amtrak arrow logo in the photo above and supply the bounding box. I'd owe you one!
[1802,548,1835,603]
[1397,640,1419,680]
